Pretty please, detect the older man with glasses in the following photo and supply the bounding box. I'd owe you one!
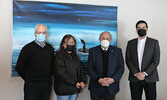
[15,24,54,100]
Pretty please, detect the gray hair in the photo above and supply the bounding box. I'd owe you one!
[34,24,47,32]
[99,31,112,39]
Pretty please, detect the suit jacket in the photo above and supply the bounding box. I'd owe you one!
[88,45,124,95]
[126,37,160,82]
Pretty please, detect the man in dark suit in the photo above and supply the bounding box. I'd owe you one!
[126,20,160,100]
[88,31,124,100]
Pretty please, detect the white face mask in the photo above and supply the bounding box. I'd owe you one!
[101,40,110,48]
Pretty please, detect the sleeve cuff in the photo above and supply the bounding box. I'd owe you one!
[143,72,148,76]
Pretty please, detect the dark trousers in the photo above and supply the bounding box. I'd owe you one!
[130,81,156,100]
[90,88,115,100]
[24,80,51,100]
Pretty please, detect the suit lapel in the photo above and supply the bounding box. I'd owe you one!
[141,37,149,71]
[97,46,103,74]
[134,39,140,71]
[108,46,115,75]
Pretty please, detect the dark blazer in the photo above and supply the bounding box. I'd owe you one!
[52,50,86,95]
[126,37,160,82]
[88,45,124,95]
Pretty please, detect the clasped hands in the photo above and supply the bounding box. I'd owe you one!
[98,78,115,87]
[76,82,85,89]
[136,72,146,80]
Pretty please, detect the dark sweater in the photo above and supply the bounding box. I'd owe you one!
[101,48,109,77]
[15,41,54,82]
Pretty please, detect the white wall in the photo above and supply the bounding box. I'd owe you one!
[0,0,167,100]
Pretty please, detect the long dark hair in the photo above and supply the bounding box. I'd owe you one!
[60,34,79,61]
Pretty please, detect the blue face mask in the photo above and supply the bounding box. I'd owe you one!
[36,34,46,42]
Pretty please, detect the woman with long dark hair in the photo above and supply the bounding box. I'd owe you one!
[53,34,86,100]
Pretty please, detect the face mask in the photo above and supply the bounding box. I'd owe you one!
[137,29,146,37]
[36,34,46,42]
[66,45,75,52]
[101,40,110,48]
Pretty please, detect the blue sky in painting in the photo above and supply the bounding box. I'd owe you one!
[12,0,117,75]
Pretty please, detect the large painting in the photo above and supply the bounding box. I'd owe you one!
[12,0,118,76]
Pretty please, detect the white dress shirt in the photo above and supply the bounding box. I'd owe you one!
[101,46,109,51]
[137,37,147,71]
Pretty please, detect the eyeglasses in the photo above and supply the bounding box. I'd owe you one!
[35,32,47,34]
[65,41,75,44]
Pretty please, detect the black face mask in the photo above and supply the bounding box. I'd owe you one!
[137,29,146,37]
[66,45,75,52]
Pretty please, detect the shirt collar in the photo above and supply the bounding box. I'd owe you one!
[34,40,46,48]
[101,46,109,51]
[138,36,147,41]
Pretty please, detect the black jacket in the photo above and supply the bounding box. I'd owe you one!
[52,50,86,95]
[126,37,160,82]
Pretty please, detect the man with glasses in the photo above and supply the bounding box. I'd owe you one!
[15,24,54,100]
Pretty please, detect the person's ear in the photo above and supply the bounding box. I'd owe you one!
[34,32,37,37]
[63,44,67,49]
[109,38,112,43]
[99,38,101,42]
[146,28,148,33]
[45,33,48,39]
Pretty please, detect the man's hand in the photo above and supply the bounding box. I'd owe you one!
[136,72,146,80]
[98,78,107,87]
[104,78,115,86]
[98,78,115,87]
